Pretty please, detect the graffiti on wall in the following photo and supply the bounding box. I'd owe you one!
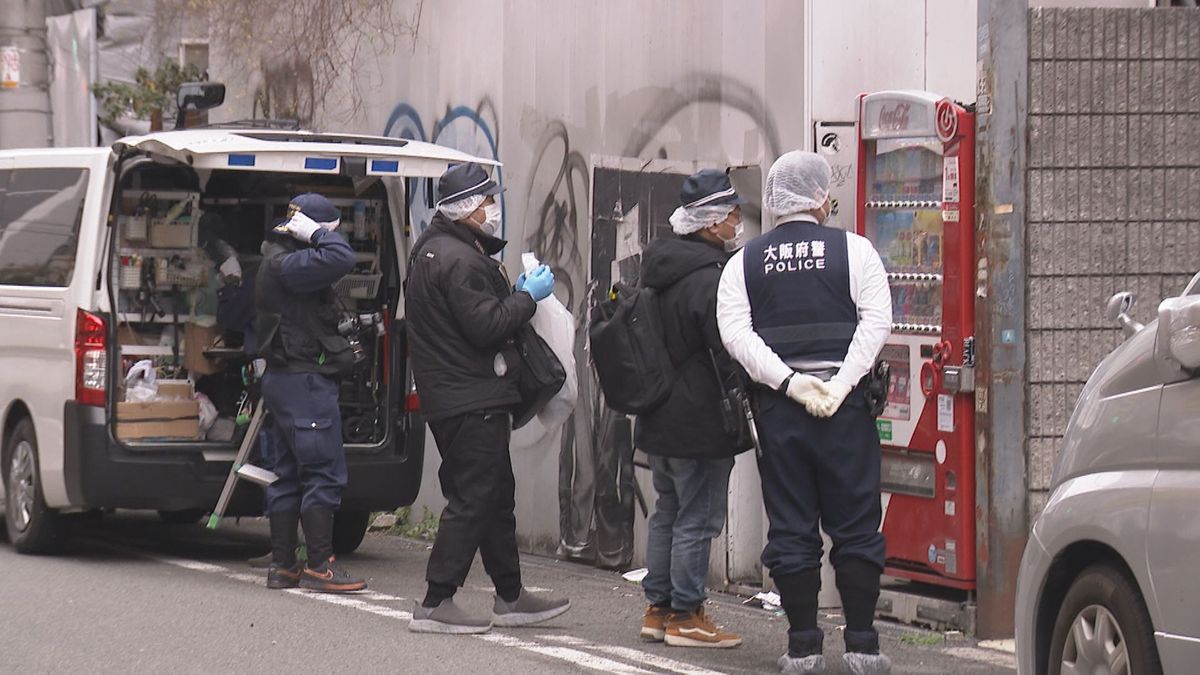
[382,74,781,566]
[382,99,504,237]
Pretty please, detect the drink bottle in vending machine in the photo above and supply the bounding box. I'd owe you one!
[856,90,977,590]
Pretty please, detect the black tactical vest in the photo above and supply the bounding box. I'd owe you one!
[743,219,858,366]
[254,247,353,376]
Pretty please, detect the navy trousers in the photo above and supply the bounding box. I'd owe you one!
[756,387,885,576]
[262,371,347,514]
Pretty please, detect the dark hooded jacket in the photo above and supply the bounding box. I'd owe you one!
[405,212,536,420]
[634,235,745,459]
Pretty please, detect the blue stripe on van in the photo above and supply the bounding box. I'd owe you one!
[370,159,399,173]
[227,154,256,167]
[305,157,338,171]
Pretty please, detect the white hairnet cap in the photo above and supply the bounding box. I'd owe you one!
[669,204,736,236]
[438,194,485,222]
[764,151,832,217]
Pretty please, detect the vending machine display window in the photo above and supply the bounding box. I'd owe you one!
[880,344,912,421]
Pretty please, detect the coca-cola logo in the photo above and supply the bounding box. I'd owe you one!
[936,99,959,141]
[879,103,911,131]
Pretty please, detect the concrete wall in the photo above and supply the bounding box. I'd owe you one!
[1025,7,1200,519]
[315,0,978,581]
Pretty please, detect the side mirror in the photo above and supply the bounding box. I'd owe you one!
[175,82,226,129]
[1157,297,1200,371]
[1105,291,1144,338]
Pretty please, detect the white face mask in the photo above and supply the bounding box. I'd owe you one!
[719,218,745,253]
[478,201,502,236]
[727,220,746,252]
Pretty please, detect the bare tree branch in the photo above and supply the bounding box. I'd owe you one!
[155,0,415,126]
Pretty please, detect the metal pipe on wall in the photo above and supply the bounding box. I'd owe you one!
[0,0,53,149]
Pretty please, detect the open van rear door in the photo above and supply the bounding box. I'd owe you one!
[112,129,497,179]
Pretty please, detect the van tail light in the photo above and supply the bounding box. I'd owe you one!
[405,389,420,413]
[75,309,107,407]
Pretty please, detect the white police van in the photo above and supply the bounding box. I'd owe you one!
[0,126,493,554]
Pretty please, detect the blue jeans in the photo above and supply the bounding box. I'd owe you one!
[643,455,735,613]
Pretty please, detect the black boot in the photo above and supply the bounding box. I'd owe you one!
[774,568,823,657]
[300,508,366,593]
[266,510,301,590]
[836,558,883,655]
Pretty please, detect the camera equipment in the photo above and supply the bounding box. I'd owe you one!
[337,311,385,366]
[863,359,891,418]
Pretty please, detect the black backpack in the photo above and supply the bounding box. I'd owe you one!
[589,282,675,414]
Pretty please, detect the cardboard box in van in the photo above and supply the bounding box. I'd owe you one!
[117,399,200,440]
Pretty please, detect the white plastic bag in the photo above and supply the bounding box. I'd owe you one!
[124,359,158,402]
[194,393,218,433]
[522,253,578,428]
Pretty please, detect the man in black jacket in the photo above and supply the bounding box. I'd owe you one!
[635,169,748,649]
[405,162,571,634]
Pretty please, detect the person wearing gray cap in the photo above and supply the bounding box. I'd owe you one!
[405,162,570,634]
[717,152,893,674]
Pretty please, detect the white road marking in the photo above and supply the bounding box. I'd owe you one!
[161,559,228,574]
[94,539,1015,673]
[284,589,414,621]
[225,572,264,584]
[95,541,680,674]
[538,635,726,675]
[472,585,552,594]
[944,646,1018,669]
[478,634,655,674]
[356,590,408,603]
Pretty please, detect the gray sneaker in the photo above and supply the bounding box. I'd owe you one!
[843,652,892,675]
[778,653,826,674]
[492,590,571,627]
[408,598,492,634]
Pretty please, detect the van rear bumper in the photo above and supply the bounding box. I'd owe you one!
[62,402,425,515]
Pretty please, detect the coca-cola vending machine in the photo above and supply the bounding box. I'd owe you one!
[856,91,976,590]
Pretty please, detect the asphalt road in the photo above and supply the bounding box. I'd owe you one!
[0,512,1016,674]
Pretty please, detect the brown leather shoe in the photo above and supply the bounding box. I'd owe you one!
[640,604,672,641]
[664,607,743,649]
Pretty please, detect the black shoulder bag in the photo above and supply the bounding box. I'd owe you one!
[705,349,758,454]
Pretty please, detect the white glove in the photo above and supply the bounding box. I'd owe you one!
[218,256,242,284]
[786,374,825,413]
[278,211,322,243]
[810,379,853,418]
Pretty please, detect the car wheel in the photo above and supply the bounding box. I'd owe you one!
[158,509,207,525]
[3,418,69,554]
[1048,564,1161,675]
[332,510,369,555]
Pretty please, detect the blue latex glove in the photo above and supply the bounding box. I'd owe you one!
[521,265,555,301]
[515,271,527,291]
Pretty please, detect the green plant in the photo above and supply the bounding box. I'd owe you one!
[899,632,945,646]
[92,58,204,126]
[393,506,439,540]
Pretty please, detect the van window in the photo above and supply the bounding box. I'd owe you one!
[0,167,89,287]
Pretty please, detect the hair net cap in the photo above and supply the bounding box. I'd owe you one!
[669,204,736,236]
[438,194,485,222]
[764,151,832,218]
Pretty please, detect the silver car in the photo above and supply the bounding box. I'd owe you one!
[1016,272,1200,675]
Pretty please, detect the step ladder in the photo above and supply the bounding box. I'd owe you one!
[206,397,279,530]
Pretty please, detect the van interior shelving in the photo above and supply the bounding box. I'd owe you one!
[108,162,396,450]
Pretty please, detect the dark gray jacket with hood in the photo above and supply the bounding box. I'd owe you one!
[634,235,745,460]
